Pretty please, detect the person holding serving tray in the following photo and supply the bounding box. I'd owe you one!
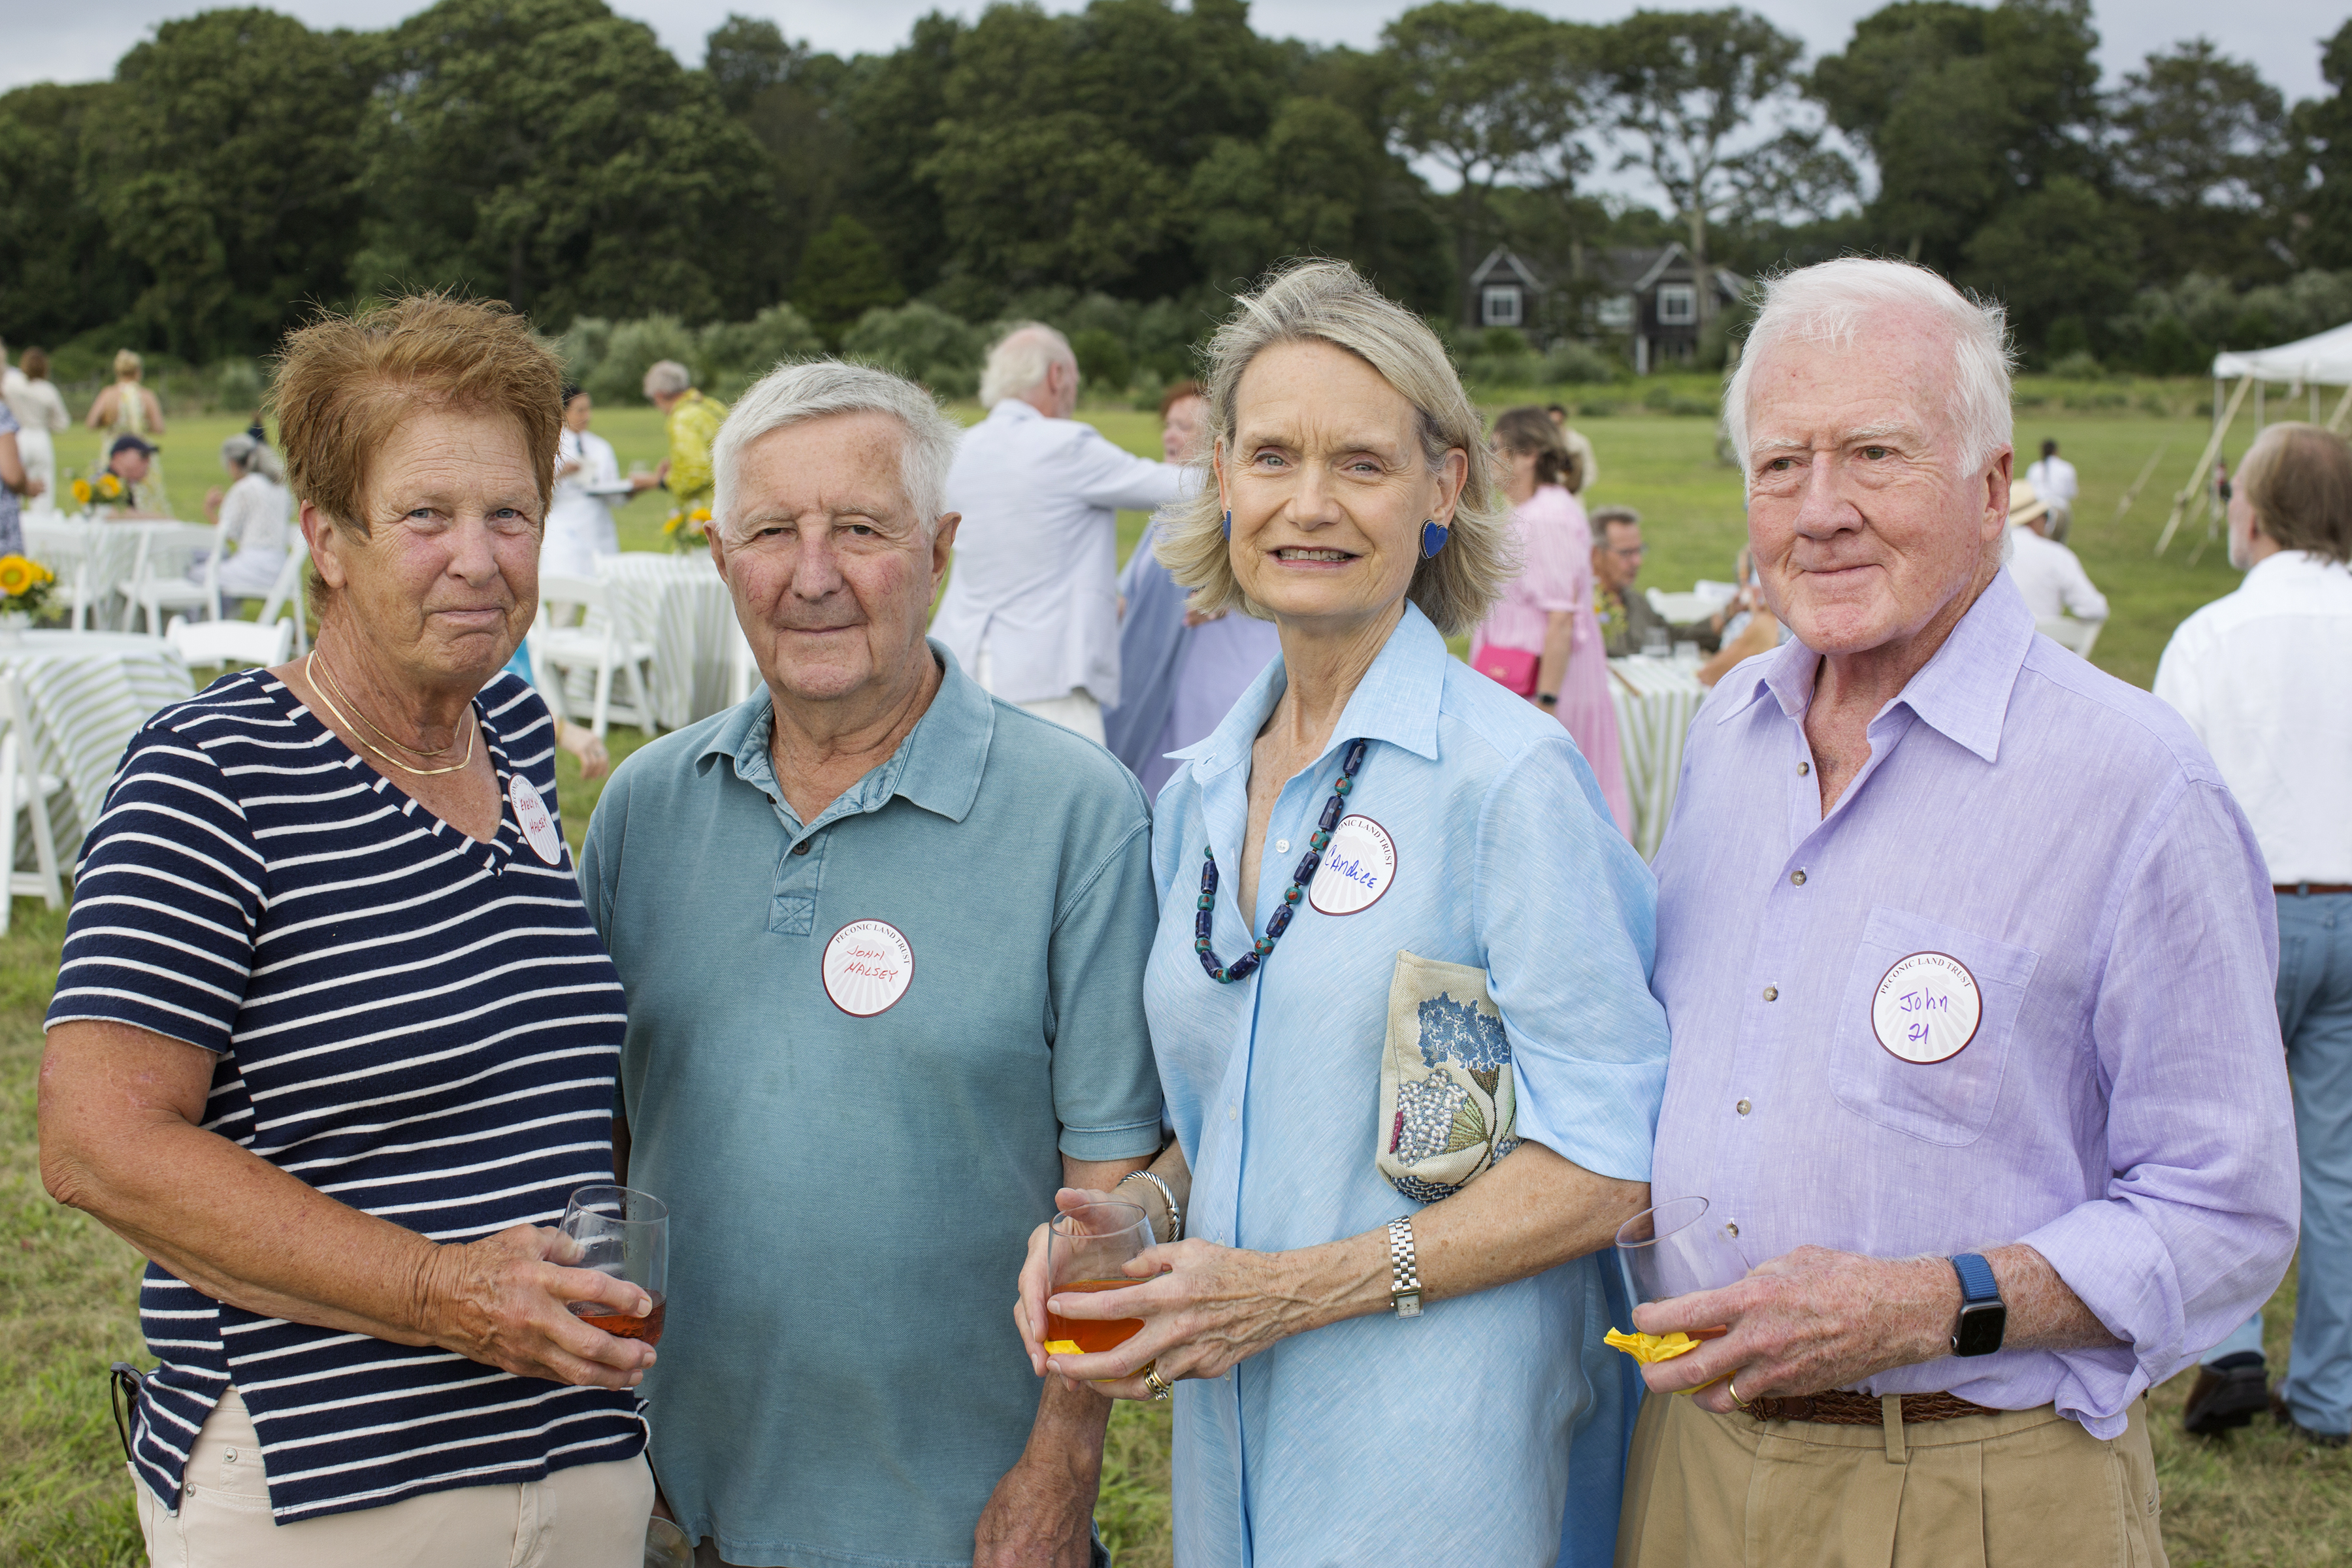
[1014,260,1671,1568]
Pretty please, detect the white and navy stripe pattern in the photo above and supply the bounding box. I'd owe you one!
[48,669,645,1522]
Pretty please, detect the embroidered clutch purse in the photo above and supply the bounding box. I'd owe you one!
[1377,951,1520,1203]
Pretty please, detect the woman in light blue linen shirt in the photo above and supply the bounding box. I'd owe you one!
[1015,262,1670,1567]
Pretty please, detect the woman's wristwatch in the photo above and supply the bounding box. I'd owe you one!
[1116,1169,1183,1244]
[1387,1216,1422,1317]
[1537,693,1558,708]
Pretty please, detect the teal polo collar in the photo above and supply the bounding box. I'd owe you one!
[696,638,995,825]
[1175,601,1448,781]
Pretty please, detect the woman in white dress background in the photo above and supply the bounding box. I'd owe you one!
[3,346,71,514]
[545,386,623,578]
[203,434,291,610]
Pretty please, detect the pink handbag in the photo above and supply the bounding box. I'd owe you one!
[1471,642,1539,697]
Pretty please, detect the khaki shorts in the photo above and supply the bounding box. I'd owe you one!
[135,1386,655,1568]
[1616,1390,2166,1568]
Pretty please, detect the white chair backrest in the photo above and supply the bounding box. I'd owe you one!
[167,615,295,669]
[0,668,25,728]
[137,522,223,580]
[539,574,605,629]
[258,545,308,621]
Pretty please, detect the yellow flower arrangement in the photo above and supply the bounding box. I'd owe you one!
[96,474,123,501]
[71,477,93,507]
[0,554,57,616]
[663,506,715,553]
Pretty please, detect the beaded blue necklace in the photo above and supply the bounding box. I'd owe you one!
[1195,737,1369,983]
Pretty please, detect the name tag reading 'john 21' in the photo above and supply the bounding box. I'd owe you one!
[1309,815,1397,916]
[1870,951,1983,1065]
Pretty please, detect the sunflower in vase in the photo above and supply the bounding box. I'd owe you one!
[0,554,57,627]
[66,470,124,517]
[661,506,714,553]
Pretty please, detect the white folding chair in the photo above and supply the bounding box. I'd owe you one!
[2036,617,2104,659]
[531,574,658,738]
[0,672,64,934]
[167,614,295,672]
[127,521,225,634]
[255,545,311,656]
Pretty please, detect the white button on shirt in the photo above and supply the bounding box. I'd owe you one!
[931,399,1186,708]
[2155,549,2352,884]
[2004,524,2108,623]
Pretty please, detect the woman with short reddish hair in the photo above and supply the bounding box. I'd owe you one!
[39,295,655,1565]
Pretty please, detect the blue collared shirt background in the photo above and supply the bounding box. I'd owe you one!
[578,645,1163,1568]
[1648,572,2299,1438]
[1143,604,1669,1568]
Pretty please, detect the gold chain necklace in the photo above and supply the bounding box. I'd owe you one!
[304,651,478,777]
[314,650,456,759]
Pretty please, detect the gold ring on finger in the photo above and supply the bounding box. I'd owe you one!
[1144,1365,1175,1401]
[1727,1377,1752,1409]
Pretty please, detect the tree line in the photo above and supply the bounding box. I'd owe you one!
[2,0,2348,392]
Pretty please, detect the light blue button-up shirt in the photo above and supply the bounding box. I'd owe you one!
[1649,572,2299,1437]
[580,645,1164,1568]
[1144,604,1670,1568]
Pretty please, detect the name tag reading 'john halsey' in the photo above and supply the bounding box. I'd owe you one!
[1870,950,1982,1064]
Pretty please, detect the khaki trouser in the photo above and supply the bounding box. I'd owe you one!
[135,1386,655,1568]
[1616,1391,2167,1568]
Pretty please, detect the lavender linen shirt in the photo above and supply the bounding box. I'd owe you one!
[1648,572,2298,1437]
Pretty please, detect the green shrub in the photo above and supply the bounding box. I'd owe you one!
[843,301,987,400]
[1071,327,1132,393]
[213,358,263,414]
[557,317,612,390]
[1541,340,1617,385]
[700,305,823,401]
[2046,350,2104,380]
[1479,325,1527,357]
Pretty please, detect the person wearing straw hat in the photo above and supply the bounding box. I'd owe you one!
[2001,477,2106,636]
[2025,438,2078,542]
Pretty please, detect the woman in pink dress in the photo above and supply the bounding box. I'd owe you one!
[1468,406,1634,837]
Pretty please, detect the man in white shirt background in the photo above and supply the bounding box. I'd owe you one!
[2025,437,2079,541]
[2155,420,2352,1446]
[931,323,1186,743]
[2002,478,2107,653]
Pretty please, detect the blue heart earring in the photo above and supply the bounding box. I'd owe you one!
[1222,510,1232,541]
[1420,520,1449,559]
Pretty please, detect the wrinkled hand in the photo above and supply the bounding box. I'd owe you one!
[559,723,610,780]
[1015,1186,1121,1374]
[1041,1239,1304,1401]
[1631,1246,1958,1415]
[422,1224,657,1389]
[973,1450,1097,1568]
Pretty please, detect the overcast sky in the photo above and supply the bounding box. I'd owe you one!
[10,1,2338,129]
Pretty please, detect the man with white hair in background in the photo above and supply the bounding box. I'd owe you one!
[930,323,1186,742]
[1618,258,2298,1566]
[580,360,1164,1568]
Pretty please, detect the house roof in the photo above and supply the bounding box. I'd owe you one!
[1593,242,1746,299]
[1468,247,1543,290]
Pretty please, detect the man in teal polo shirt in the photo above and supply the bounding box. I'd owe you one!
[580,361,1164,1568]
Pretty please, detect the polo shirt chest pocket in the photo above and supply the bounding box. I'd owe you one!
[1829,906,2040,1147]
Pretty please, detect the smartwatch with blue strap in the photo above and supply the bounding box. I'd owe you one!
[1948,1252,2006,1357]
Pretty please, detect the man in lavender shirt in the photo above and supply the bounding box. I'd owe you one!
[1615,258,2299,1566]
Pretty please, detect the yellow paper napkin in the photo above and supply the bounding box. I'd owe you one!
[1604,1328,1701,1364]
[1043,1339,1082,1356]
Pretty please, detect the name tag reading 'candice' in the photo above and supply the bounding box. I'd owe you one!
[1870,951,1982,1064]
[1309,815,1397,915]
[823,919,915,1017]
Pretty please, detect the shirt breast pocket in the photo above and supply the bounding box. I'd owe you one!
[1829,907,2039,1147]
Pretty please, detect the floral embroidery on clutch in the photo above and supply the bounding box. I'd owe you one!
[1377,954,1520,1203]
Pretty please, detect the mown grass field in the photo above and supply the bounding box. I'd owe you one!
[10,377,2340,1565]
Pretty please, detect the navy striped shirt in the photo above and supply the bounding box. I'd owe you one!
[47,668,645,1522]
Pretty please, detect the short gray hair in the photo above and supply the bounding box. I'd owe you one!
[220,432,284,483]
[979,323,1075,410]
[642,359,693,399]
[1725,257,2016,475]
[1156,259,1513,639]
[711,359,962,545]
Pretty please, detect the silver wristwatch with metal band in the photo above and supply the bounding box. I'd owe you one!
[1387,1216,1422,1317]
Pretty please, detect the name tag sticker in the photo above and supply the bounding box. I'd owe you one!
[823,919,915,1017]
[1309,815,1397,916]
[508,774,563,865]
[1871,951,1982,1064]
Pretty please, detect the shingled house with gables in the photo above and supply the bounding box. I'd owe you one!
[1589,244,1745,374]
[1465,248,1543,332]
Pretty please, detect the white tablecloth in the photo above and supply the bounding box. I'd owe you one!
[0,630,194,847]
[572,554,740,731]
[1608,656,1707,861]
[25,519,191,629]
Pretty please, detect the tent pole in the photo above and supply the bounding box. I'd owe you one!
[2330,384,2352,435]
[2158,375,2253,555]
[2254,380,2264,432]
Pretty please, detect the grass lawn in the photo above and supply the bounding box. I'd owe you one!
[10,380,2339,1565]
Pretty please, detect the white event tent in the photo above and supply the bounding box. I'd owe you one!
[2154,320,2352,553]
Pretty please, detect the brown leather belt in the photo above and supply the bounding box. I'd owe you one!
[2277,884,2352,896]
[1746,1388,2000,1425]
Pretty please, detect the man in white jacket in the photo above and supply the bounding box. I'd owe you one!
[930,324,1186,743]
